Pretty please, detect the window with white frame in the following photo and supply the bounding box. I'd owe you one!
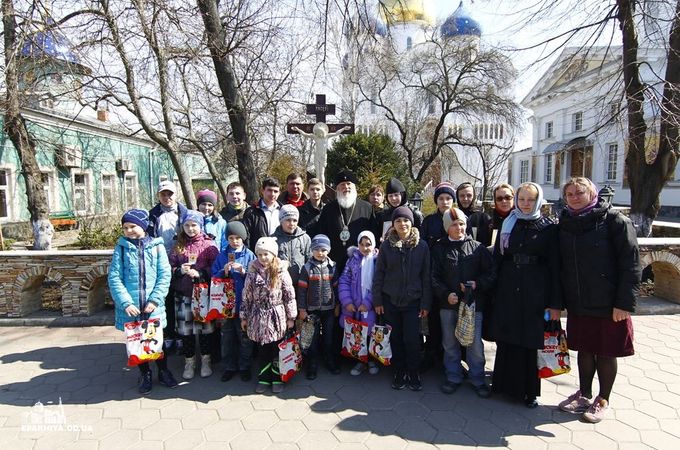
[101,174,116,212]
[124,174,138,209]
[520,160,529,183]
[606,143,618,181]
[573,111,583,132]
[72,172,91,214]
[406,36,412,50]
[40,172,54,210]
[545,121,553,139]
[545,154,553,183]
[0,169,10,218]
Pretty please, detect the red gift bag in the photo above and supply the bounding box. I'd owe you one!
[538,320,571,378]
[124,318,164,366]
[205,277,236,321]
[278,332,303,382]
[341,316,368,362]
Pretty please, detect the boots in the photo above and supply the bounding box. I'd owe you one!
[183,357,196,380]
[200,355,212,378]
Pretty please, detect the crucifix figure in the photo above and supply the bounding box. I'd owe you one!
[287,94,354,187]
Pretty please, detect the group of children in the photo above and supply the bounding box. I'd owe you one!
[109,181,494,399]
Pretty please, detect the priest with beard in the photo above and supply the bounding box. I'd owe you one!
[316,170,379,273]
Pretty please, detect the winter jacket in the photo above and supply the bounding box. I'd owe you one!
[242,199,282,251]
[211,245,257,312]
[168,233,219,297]
[203,213,228,252]
[459,207,492,248]
[273,225,311,286]
[297,257,337,311]
[278,190,309,208]
[489,209,510,247]
[299,199,325,236]
[430,235,496,311]
[219,203,247,222]
[338,246,378,330]
[559,200,640,317]
[147,202,188,240]
[372,228,432,310]
[421,210,446,247]
[241,260,297,344]
[109,236,171,331]
[490,217,562,349]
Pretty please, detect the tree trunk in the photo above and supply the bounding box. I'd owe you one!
[2,0,53,249]
[197,0,259,202]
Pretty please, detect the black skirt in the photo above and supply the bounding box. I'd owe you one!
[492,341,541,400]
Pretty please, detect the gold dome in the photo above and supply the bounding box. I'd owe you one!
[381,0,434,25]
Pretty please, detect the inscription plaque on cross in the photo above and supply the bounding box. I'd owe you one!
[287,94,355,187]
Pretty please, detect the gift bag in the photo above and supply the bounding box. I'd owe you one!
[455,301,476,347]
[369,319,392,366]
[341,316,368,362]
[191,282,210,322]
[278,331,303,382]
[299,314,319,354]
[538,320,571,378]
[124,318,164,366]
[205,277,236,321]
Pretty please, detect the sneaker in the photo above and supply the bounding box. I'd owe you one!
[441,380,460,395]
[158,369,178,389]
[240,369,252,382]
[474,384,492,399]
[272,382,284,394]
[350,362,367,376]
[138,371,152,395]
[221,370,236,382]
[391,371,407,390]
[558,390,592,413]
[408,371,422,391]
[368,361,379,375]
[182,357,195,380]
[255,382,269,394]
[582,396,608,423]
[200,355,213,378]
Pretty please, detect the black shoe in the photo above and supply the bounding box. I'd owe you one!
[138,370,152,395]
[474,384,492,398]
[306,363,318,380]
[391,371,407,390]
[240,369,252,382]
[325,360,341,375]
[408,371,422,391]
[441,380,461,395]
[525,397,538,408]
[158,369,178,389]
[221,370,236,382]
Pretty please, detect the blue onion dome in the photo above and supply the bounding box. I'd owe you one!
[441,1,482,38]
[344,5,388,37]
[20,19,83,66]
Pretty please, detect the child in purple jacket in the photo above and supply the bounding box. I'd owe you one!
[338,230,379,376]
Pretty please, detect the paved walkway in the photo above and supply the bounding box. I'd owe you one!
[1,315,679,449]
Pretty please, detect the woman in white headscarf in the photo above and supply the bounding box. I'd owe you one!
[490,182,562,408]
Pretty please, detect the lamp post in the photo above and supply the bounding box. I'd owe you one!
[410,192,424,210]
[599,184,615,205]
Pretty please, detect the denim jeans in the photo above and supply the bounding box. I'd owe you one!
[440,308,486,387]
[221,318,254,371]
[383,299,421,372]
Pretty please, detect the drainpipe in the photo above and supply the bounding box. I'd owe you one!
[148,144,160,207]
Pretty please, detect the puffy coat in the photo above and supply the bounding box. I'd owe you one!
[203,213,228,252]
[372,227,432,310]
[273,225,311,286]
[338,246,378,330]
[430,235,496,311]
[168,233,219,297]
[490,217,562,349]
[559,200,640,317]
[421,211,446,248]
[298,199,325,236]
[297,257,337,311]
[240,260,297,344]
[211,245,257,312]
[109,236,171,331]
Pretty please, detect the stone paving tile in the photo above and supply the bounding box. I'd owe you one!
[140,418,182,441]
[202,419,243,442]
[99,428,141,450]
[163,429,205,450]
[229,429,272,449]
[180,408,219,429]
[267,419,307,442]
[297,430,340,449]
[241,410,279,430]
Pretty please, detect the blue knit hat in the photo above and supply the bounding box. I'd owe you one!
[121,209,149,230]
[183,209,204,226]
[311,234,331,252]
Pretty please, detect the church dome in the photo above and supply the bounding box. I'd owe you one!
[20,20,83,66]
[382,0,435,26]
[441,1,482,38]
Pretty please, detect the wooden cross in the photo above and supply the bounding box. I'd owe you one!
[287,94,355,135]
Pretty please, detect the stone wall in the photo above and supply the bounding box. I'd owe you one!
[638,238,680,304]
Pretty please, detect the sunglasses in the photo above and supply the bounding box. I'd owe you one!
[495,195,513,201]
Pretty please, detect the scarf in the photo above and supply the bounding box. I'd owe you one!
[500,182,544,254]
[360,252,376,299]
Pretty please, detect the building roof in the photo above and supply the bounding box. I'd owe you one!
[441,1,482,38]
[20,19,86,70]
[381,0,434,26]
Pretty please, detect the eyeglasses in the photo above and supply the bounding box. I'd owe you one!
[495,196,513,201]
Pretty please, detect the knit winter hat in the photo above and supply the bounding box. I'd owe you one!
[311,234,331,252]
[357,230,376,247]
[196,189,217,205]
[255,236,278,256]
[279,204,300,223]
[182,209,204,226]
[226,221,248,241]
[391,205,414,224]
[385,177,406,195]
[121,209,149,230]
[434,182,456,202]
[442,206,468,232]
[334,169,358,186]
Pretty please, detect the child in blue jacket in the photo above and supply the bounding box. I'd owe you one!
[211,221,256,382]
[108,209,178,395]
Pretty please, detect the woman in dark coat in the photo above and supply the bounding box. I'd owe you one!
[490,183,515,247]
[491,182,562,408]
[557,177,640,423]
